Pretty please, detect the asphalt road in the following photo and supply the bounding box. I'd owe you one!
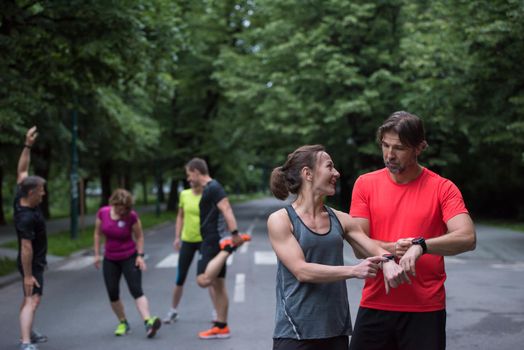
[0,197,523,350]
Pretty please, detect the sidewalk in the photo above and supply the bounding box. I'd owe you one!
[0,204,166,288]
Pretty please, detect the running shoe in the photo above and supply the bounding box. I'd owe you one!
[163,309,179,324]
[198,325,231,339]
[30,330,47,343]
[145,316,161,338]
[219,233,251,250]
[114,320,130,336]
[20,343,38,350]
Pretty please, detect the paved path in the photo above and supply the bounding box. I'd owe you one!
[0,198,523,350]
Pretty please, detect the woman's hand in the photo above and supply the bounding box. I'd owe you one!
[352,256,384,279]
[173,237,181,251]
[94,255,101,269]
[135,256,147,271]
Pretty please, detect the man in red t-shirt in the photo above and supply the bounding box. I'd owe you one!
[349,111,476,350]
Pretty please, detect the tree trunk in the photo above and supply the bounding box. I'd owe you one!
[141,174,148,205]
[33,142,51,219]
[0,166,5,225]
[100,161,112,207]
[166,178,178,212]
[156,166,165,202]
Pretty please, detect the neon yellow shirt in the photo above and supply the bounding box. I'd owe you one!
[179,189,202,242]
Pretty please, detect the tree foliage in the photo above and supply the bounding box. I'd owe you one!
[0,0,522,222]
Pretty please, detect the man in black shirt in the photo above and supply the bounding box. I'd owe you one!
[15,126,48,350]
[184,158,247,340]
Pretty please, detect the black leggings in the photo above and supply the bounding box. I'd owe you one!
[176,241,201,286]
[103,253,144,302]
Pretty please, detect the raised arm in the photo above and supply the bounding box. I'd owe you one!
[17,126,38,184]
[267,209,382,283]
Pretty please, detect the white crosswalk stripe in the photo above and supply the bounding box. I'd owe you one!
[58,256,94,271]
[233,273,246,303]
[156,253,179,268]
[254,251,277,265]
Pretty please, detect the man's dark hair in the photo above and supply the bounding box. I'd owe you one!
[19,176,46,198]
[377,111,427,149]
[185,158,209,175]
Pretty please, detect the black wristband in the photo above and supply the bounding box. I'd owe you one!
[231,229,239,235]
[412,237,428,254]
[137,253,145,257]
[382,253,395,261]
[24,144,32,149]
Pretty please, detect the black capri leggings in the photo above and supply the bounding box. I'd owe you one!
[103,253,144,302]
[176,241,201,286]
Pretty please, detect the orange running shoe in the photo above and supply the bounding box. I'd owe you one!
[219,233,251,251]
[198,325,231,339]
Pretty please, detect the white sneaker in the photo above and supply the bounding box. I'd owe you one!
[163,310,179,324]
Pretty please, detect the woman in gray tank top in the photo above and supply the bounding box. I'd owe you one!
[267,145,409,350]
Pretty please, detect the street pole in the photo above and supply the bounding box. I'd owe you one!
[70,108,79,239]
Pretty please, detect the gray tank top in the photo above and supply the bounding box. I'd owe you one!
[273,205,352,340]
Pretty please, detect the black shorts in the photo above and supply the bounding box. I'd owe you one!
[18,265,44,296]
[197,237,226,278]
[349,307,446,350]
[273,335,349,350]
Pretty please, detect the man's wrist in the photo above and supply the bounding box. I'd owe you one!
[24,144,32,149]
[411,237,427,254]
[137,253,145,257]
[231,229,239,235]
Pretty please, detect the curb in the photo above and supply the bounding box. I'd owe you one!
[0,220,174,290]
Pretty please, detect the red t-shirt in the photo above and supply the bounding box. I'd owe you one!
[350,167,468,312]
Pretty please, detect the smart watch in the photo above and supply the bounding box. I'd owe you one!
[382,253,395,262]
[411,237,427,254]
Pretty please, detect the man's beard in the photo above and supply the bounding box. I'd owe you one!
[385,161,404,174]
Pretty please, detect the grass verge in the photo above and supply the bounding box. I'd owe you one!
[0,257,18,277]
[0,211,175,276]
[478,220,524,233]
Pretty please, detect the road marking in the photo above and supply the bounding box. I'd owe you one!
[239,242,249,254]
[58,256,94,271]
[233,273,245,302]
[445,257,466,264]
[227,255,234,266]
[491,262,524,272]
[156,253,179,268]
[255,251,277,265]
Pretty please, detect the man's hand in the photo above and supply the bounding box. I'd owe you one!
[231,234,244,246]
[394,237,413,258]
[23,275,39,297]
[25,126,38,147]
[382,260,411,294]
[399,244,424,276]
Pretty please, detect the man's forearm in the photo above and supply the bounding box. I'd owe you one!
[21,241,33,277]
[17,148,31,181]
